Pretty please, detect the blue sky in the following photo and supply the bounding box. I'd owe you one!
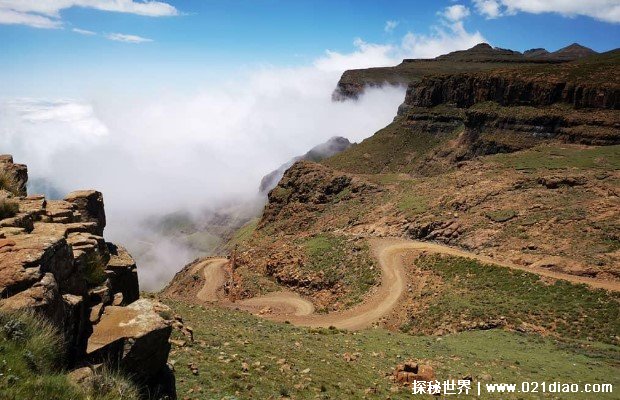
[1,0,619,96]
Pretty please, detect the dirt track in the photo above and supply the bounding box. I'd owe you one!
[194,239,620,330]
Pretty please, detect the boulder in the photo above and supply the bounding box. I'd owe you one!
[105,243,139,304]
[87,299,172,387]
[64,191,106,236]
[0,232,74,297]
[0,154,28,195]
[393,361,436,385]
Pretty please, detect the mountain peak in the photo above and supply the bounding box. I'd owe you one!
[549,42,597,60]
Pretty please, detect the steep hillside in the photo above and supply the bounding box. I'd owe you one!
[326,49,619,174]
[168,44,619,315]
[163,43,619,400]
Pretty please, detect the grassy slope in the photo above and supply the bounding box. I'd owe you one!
[405,255,619,344]
[301,234,377,308]
[485,144,620,170]
[165,300,619,400]
[323,115,450,174]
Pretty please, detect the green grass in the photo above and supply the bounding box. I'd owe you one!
[410,255,620,345]
[0,311,139,400]
[323,116,449,174]
[397,193,428,219]
[302,235,377,306]
[82,252,107,287]
[184,231,223,254]
[486,145,620,170]
[227,219,259,250]
[164,300,620,399]
[0,195,19,220]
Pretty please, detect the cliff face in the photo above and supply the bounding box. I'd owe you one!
[0,156,175,399]
[260,160,379,228]
[404,72,618,110]
[332,42,597,101]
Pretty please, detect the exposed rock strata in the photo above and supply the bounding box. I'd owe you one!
[332,42,598,101]
[0,155,175,399]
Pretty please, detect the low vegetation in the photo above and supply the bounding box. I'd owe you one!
[406,254,620,344]
[323,116,449,174]
[485,209,517,222]
[302,234,378,307]
[0,194,19,220]
[486,144,620,170]
[82,252,107,286]
[397,193,428,219]
[164,300,620,400]
[0,311,138,400]
[0,170,21,196]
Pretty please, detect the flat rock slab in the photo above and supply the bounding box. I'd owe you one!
[87,299,169,354]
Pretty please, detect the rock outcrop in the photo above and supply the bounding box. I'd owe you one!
[404,70,619,110]
[0,155,175,399]
[332,42,599,101]
[260,160,379,227]
[259,136,352,194]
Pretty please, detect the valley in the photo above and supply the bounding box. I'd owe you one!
[1,41,619,400]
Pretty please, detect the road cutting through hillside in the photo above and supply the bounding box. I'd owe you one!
[194,239,620,330]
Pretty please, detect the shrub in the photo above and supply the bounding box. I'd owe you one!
[86,367,140,400]
[0,194,19,219]
[0,311,140,400]
[0,169,21,195]
[82,252,107,286]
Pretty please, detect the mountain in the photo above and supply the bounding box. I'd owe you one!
[259,136,352,194]
[547,42,597,60]
[332,42,599,100]
[162,43,619,398]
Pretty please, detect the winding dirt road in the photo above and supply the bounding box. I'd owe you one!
[194,239,619,330]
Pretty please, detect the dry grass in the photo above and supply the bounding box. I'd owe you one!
[0,193,19,219]
[0,169,21,195]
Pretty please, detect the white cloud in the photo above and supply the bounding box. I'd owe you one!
[0,8,61,28]
[473,0,502,18]
[384,20,399,33]
[0,0,178,29]
[0,7,487,289]
[72,27,96,35]
[315,38,398,71]
[442,4,471,21]
[0,50,407,289]
[319,6,486,66]
[472,0,620,23]
[106,32,152,43]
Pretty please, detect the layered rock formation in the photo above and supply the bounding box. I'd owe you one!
[0,155,175,399]
[333,42,599,101]
[260,160,379,227]
[259,136,352,194]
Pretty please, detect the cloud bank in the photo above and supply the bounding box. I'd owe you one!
[0,16,486,290]
[472,0,620,23]
[0,0,178,29]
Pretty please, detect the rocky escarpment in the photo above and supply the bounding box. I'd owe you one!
[259,136,352,194]
[395,51,620,167]
[332,43,597,101]
[0,156,175,399]
[404,70,618,110]
[260,160,380,229]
